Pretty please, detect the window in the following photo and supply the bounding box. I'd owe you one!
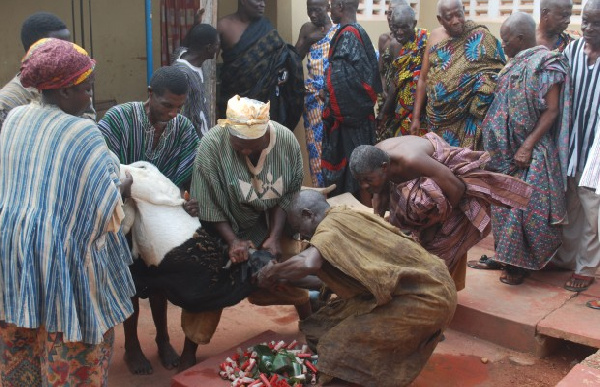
[357,0,420,20]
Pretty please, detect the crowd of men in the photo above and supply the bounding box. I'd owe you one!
[0,0,599,385]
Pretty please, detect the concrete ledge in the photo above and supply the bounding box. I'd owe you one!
[556,364,600,387]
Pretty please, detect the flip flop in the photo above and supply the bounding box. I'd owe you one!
[564,274,595,292]
[586,300,600,310]
[467,254,502,270]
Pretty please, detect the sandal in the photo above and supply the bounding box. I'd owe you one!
[468,254,502,270]
[564,273,595,292]
[499,266,528,285]
[586,300,600,310]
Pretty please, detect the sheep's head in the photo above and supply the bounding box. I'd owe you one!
[120,161,185,207]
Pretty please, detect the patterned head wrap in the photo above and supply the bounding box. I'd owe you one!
[20,38,95,90]
[218,95,270,139]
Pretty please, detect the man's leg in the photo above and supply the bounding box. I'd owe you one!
[554,177,584,269]
[41,327,114,387]
[123,296,153,375]
[0,322,42,386]
[149,292,180,369]
[179,309,223,372]
[572,184,600,276]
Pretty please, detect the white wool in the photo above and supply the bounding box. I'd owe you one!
[120,161,200,267]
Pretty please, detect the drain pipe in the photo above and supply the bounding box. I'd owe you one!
[145,0,153,85]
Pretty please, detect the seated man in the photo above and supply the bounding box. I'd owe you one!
[182,95,311,370]
[348,134,533,290]
[257,190,457,387]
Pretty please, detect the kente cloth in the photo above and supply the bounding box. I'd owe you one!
[0,322,113,387]
[129,228,256,313]
[375,45,402,141]
[191,121,303,247]
[392,29,429,138]
[482,46,569,270]
[301,207,457,387]
[20,38,95,90]
[303,24,339,188]
[388,133,532,288]
[0,102,135,344]
[173,54,210,138]
[322,23,382,196]
[98,102,199,187]
[426,21,506,150]
[219,17,304,130]
[553,31,578,52]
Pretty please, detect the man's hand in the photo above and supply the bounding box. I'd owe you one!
[120,171,133,199]
[261,236,282,260]
[229,238,255,263]
[514,145,533,169]
[183,198,199,217]
[194,8,205,24]
[372,193,389,217]
[256,260,278,289]
[409,118,421,136]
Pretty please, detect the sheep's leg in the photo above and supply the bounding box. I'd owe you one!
[123,297,153,375]
[150,292,180,369]
[178,337,199,372]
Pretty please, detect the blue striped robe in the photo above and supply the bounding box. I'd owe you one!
[0,102,135,344]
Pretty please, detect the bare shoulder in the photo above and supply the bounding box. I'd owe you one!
[378,32,392,51]
[378,136,433,161]
[217,13,238,32]
[428,27,449,46]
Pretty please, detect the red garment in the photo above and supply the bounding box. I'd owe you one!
[389,133,532,278]
[160,0,199,66]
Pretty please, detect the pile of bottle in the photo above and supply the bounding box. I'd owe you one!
[218,339,319,387]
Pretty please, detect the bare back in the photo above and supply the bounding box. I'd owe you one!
[376,135,435,181]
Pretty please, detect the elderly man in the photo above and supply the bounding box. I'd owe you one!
[217,0,304,130]
[257,190,457,387]
[294,0,338,187]
[172,24,220,138]
[0,12,71,128]
[0,38,134,386]
[377,5,429,140]
[99,66,199,375]
[410,0,505,150]
[537,0,574,51]
[180,95,311,370]
[348,135,532,290]
[553,0,600,293]
[322,0,382,200]
[376,0,408,140]
[481,13,570,285]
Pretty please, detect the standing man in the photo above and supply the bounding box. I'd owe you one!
[172,23,220,138]
[322,0,382,199]
[180,95,311,370]
[537,0,574,52]
[217,0,304,130]
[0,12,71,128]
[410,0,505,150]
[377,5,429,139]
[98,66,199,375]
[295,0,338,187]
[553,0,600,292]
[348,135,532,291]
[482,13,570,285]
[0,38,134,386]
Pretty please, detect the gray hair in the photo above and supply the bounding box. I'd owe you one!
[349,145,390,176]
[437,0,464,16]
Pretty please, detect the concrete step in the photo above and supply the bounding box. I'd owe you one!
[450,236,600,356]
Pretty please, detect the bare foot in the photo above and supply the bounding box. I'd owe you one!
[157,340,180,370]
[177,351,197,373]
[124,346,153,375]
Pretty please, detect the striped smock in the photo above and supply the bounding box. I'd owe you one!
[0,102,135,344]
[191,122,303,246]
[98,102,199,187]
